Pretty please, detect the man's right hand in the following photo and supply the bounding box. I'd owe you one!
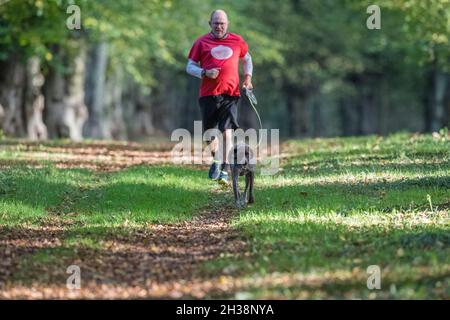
[205,68,221,79]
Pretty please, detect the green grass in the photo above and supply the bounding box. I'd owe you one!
[204,133,450,299]
[1,133,449,298]
[0,159,216,286]
[0,166,82,225]
[0,165,211,227]
[67,166,213,225]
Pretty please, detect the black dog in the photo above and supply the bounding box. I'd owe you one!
[230,144,255,208]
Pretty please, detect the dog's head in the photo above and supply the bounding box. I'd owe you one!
[229,143,256,170]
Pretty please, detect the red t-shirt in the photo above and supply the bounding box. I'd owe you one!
[188,32,248,97]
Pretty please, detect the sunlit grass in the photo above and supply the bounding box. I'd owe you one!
[1,133,448,298]
[0,165,213,226]
[205,133,450,299]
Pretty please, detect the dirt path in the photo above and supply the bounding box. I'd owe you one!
[0,201,248,299]
[0,141,250,299]
[0,139,179,171]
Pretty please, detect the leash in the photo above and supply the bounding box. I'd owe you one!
[244,88,263,147]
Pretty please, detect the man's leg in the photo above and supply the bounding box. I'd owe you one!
[200,94,239,183]
[209,136,218,155]
[220,129,233,172]
[210,129,232,167]
[217,129,231,185]
[208,131,231,184]
[217,96,239,185]
[199,96,222,180]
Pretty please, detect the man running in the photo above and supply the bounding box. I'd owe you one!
[186,9,253,185]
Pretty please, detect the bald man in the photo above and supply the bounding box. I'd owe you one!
[186,9,253,185]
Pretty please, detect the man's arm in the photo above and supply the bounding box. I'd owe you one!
[241,52,253,77]
[241,52,253,89]
[186,60,221,79]
[186,59,204,79]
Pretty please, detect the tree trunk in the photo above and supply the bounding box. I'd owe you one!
[0,103,4,129]
[65,48,89,141]
[134,86,155,137]
[83,42,109,139]
[152,70,184,133]
[429,72,447,132]
[24,57,47,140]
[424,58,448,132]
[0,56,26,137]
[285,86,309,137]
[183,76,201,132]
[44,46,88,141]
[339,97,358,136]
[105,67,127,140]
[312,96,321,137]
[340,74,362,136]
[359,79,379,135]
[121,80,155,140]
[446,74,450,128]
[44,58,67,138]
[378,76,389,135]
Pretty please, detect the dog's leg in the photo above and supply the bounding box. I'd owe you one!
[248,171,255,204]
[242,173,250,207]
[232,166,241,208]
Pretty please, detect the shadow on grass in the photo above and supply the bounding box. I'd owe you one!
[285,160,450,178]
[0,165,232,297]
[0,165,212,225]
[0,209,244,298]
[2,214,448,298]
[1,157,448,298]
[201,171,450,298]
[0,138,175,152]
[205,217,449,298]
[283,150,450,177]
[255,175,450,215]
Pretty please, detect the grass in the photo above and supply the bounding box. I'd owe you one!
[1,132,449,298]
[204,133,450,299]
[0,165,212,226]
[0,154,217,287]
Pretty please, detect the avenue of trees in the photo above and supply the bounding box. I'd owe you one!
[0,0,449,140]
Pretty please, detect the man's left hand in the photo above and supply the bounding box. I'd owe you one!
[242,75,253,90]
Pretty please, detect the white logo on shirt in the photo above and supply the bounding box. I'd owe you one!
[211,45,233,60]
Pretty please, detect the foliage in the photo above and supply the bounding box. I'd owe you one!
[0,0,448,134]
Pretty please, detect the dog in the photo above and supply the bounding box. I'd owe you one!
[229,143,255,208]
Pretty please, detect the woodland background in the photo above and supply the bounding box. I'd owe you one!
[0,0,449,141]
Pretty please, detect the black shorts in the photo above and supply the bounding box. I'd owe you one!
[199,94,240,133]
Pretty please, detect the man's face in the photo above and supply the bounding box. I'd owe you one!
[209,13,228,39]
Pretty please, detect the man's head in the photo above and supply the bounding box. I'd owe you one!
[209,9,229,39]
